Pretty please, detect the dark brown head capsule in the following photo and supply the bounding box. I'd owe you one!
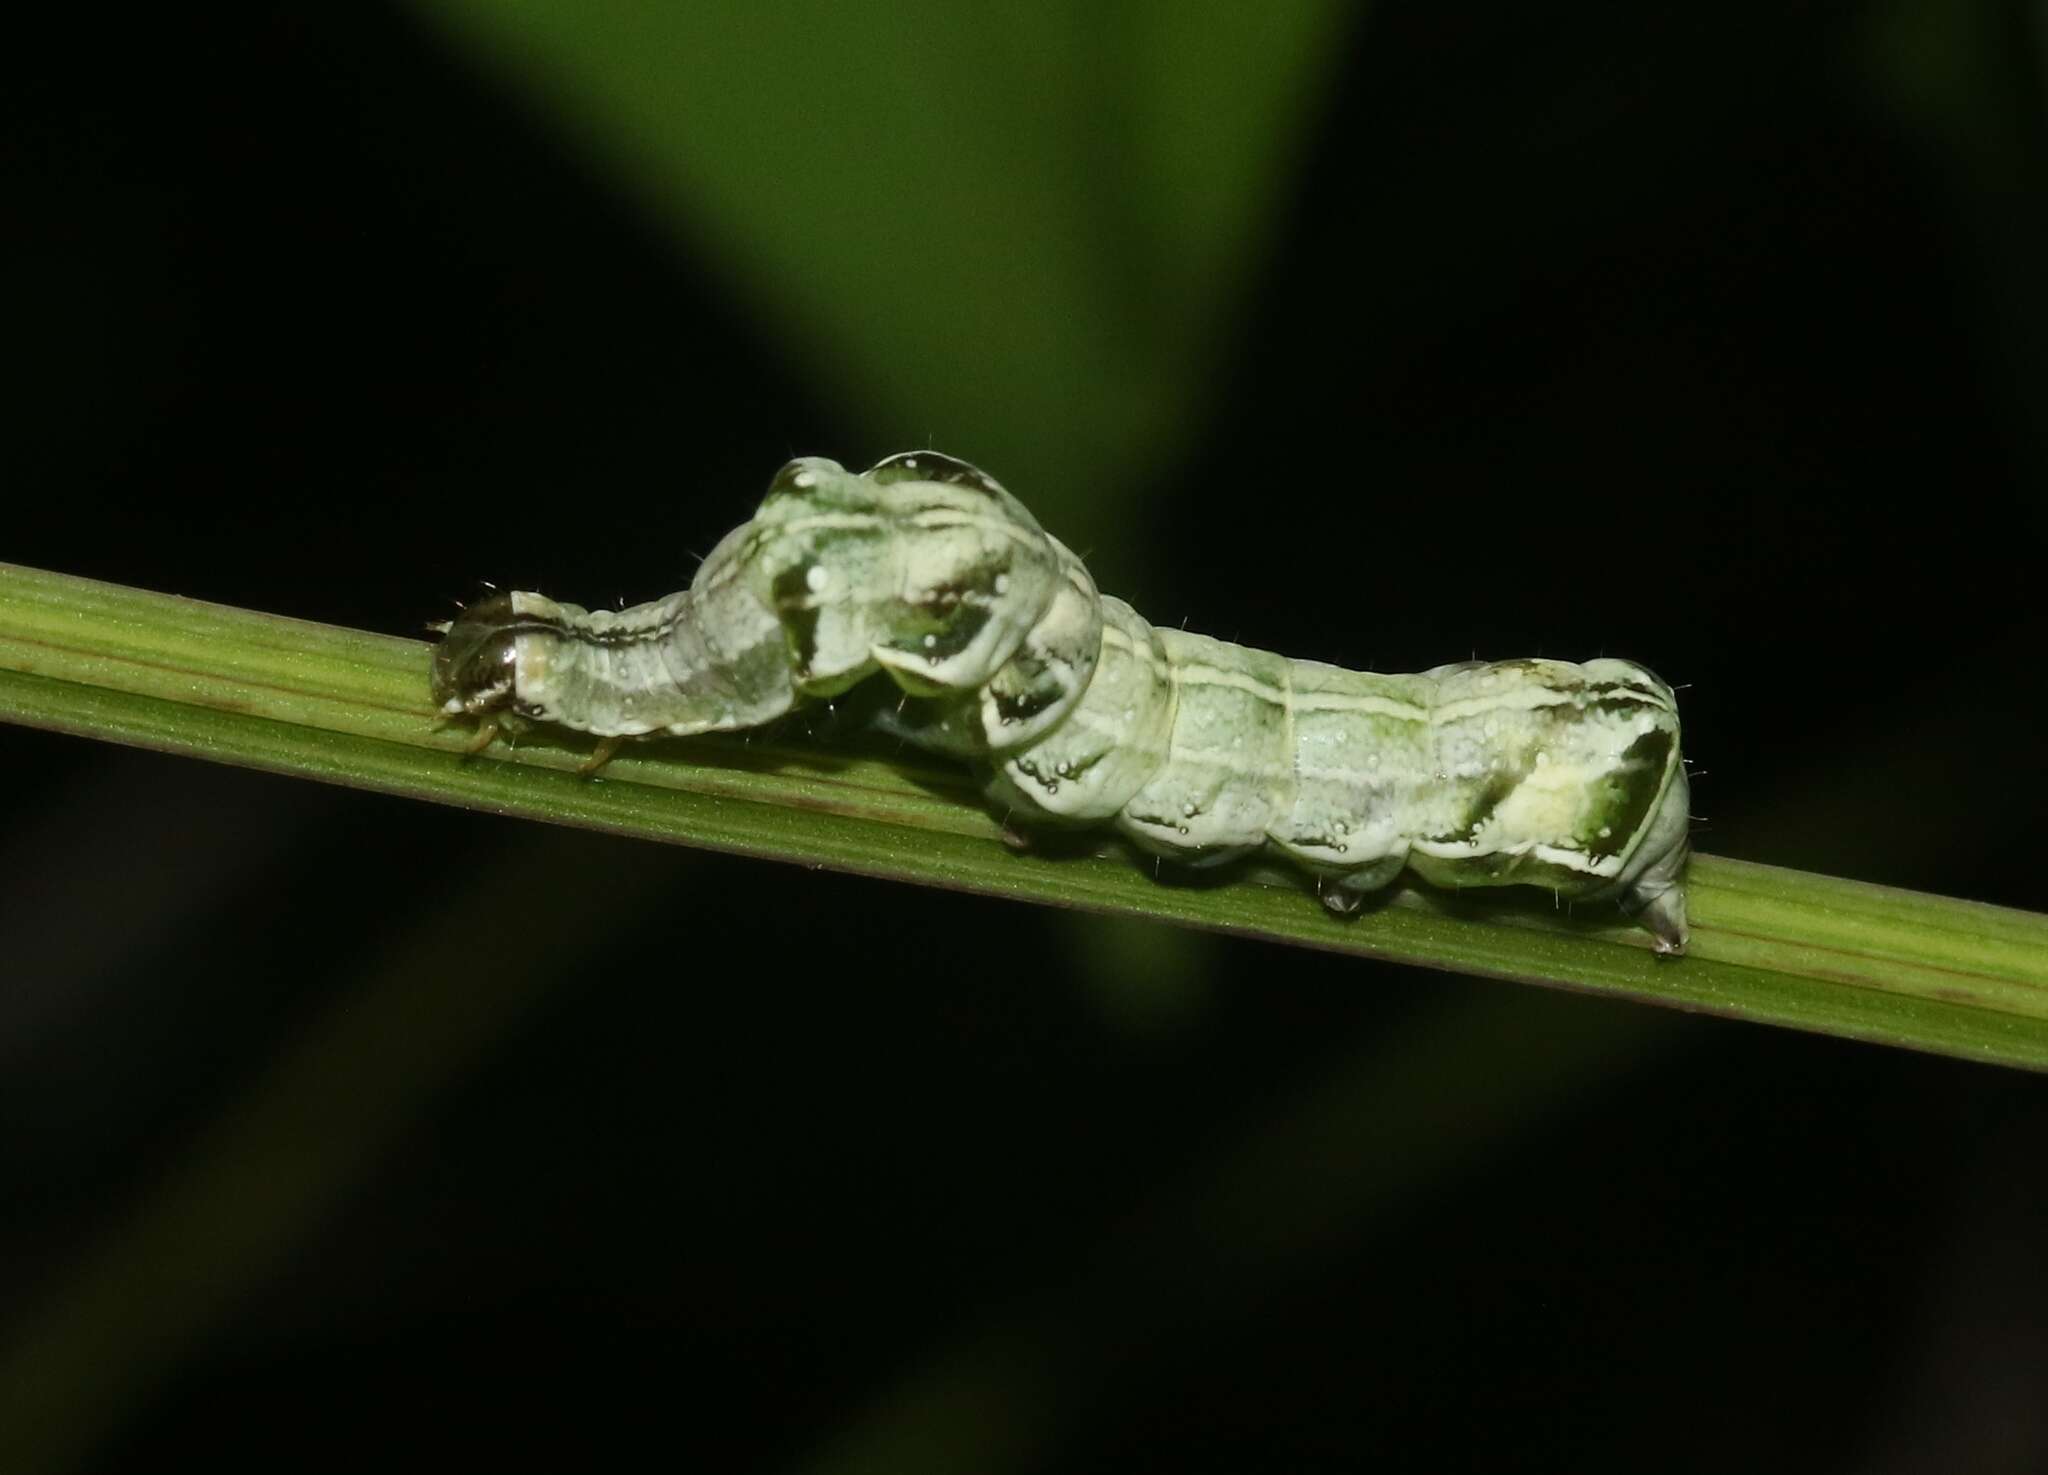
[431,592,535,716]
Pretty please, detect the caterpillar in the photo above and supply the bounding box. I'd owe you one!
[432,452,1692,952]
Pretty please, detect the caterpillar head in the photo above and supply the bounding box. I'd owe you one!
[430,592,529,717]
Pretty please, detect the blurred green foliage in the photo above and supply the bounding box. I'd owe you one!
[410,0,1355,556]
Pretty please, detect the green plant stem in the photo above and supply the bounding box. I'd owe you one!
[4,559,2045,1069]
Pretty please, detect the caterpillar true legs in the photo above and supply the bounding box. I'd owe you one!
[432,452,1692,952]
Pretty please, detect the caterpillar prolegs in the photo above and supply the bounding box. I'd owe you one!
[432,453,1692,952]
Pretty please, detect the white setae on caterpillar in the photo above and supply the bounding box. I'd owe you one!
[432,453,1692,951]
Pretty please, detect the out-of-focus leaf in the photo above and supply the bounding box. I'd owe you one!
[404,0,1357,542]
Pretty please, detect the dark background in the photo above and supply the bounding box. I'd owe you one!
[5,4,2047,1470]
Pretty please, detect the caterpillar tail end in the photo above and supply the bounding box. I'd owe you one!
[1620,838,1691,957]
[1634,883,1689,957]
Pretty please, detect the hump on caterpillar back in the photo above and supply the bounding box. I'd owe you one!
[862,451,1046,542]
[843,451,1067,700]
[756,457,869,518]
[865,450,1009,500]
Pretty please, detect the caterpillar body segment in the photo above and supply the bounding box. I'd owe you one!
[432,453,1691,952]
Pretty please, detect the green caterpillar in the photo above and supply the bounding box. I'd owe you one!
[432,452,1692,951]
